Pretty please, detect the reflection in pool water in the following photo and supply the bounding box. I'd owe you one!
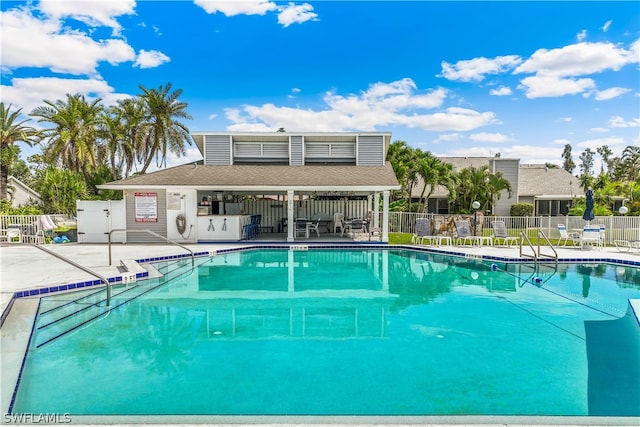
[11,249,640,416]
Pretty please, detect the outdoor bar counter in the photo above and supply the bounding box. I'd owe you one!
[197,215,251,241]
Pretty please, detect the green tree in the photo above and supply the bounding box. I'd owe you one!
[35,167,90,215]
[415,153,455,212]
[562,143,575,174]
[31,94,104,181]
[137,83,193,174]
[578,148,595,177]
[387,140,418,210]
[452,166,512,214]
[0,103,39,200]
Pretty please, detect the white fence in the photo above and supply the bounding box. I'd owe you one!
[388,212,640,245]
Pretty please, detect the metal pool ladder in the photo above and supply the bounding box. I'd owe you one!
[519,229,558,267]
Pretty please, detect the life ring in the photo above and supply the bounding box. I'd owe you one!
[176,214,187,234]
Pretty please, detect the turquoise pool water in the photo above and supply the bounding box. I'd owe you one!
[12,249,640,416]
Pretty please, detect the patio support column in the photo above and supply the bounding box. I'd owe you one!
[373,192,380,231]
[287,190,294,242]
[382,190,390,243]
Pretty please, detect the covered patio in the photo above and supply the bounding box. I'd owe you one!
[98,163,400,244]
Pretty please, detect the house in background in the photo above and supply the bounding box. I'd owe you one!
[98,132,400,243]
[412,158,579,216]
[6,176,41,208]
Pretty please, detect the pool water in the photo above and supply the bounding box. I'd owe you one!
[12,249,640,416]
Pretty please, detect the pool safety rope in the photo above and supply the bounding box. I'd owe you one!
[490,263,620,319]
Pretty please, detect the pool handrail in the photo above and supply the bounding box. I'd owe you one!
[30,243,113,306]
[519,230,558,267]
[107,228,194,267]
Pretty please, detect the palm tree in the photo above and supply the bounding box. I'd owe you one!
[31,94,104,181]
[415,153,455,212]
[116,98,147,178]
[387,141,420,210]
[0,103,39,200]
[136,83,193,174]
[453,166,511,213]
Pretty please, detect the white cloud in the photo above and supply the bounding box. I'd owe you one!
[0,76,130,115]
[576,29,588,42]
[194,0,277,16]
[589,127,609,133]
[469,132,509,143]
[433,133,463,143]
[592,87,631,100]
[0,7,135,75]
[609,116,640,128]
[222,79,499,133]
[518,75,595,99]
[576,136,626,152]
[435,144,565,165]
[602,20,612,32]
[277,2,317,27]
[439,55,522,82]
[134,49,170,68]
[515,42,633,77]
[38,0,136,35]
[489,86,512,96]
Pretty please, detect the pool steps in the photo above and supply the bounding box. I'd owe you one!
[32,258,201,348]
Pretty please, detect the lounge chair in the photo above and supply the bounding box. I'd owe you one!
[491,221,519,247]
[412,218,433,245]
[454,220,484,246]
[614,239,640,252]
[557,224,580,246]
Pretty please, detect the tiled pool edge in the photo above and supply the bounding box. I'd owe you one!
[7,244,640,303]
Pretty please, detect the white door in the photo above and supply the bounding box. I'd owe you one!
[77,200,126,243]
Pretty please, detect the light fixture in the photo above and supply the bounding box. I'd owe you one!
[472,201,480,236]
[619,206,628,215]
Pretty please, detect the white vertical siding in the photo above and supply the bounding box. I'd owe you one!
[492,159,519,216]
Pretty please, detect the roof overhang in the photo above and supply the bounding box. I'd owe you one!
[98,163,401,194]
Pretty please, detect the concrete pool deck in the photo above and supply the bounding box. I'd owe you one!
[1,241,639,425]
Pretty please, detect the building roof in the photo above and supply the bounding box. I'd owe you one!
[98,163,400,193]
[518,164,580,198]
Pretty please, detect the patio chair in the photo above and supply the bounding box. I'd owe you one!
[344,218,367,237]
[454,220,483,246]
[557,224,580,246]
[333,213,344,234]
[294,219,309,238]
[580,226,603,249]
[491,221,519,247]
[307,220,321,237]
[3,228,22,243]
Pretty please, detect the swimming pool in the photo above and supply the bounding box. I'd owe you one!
[10,248,640,416]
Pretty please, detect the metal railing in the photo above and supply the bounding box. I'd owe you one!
[30,243,112,306]
[107,229,195,267]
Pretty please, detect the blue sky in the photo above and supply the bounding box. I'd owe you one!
[1,0,639,171]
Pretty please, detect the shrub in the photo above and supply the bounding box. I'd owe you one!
[510,203,533,216]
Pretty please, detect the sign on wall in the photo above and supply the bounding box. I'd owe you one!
[134,192,158,222]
